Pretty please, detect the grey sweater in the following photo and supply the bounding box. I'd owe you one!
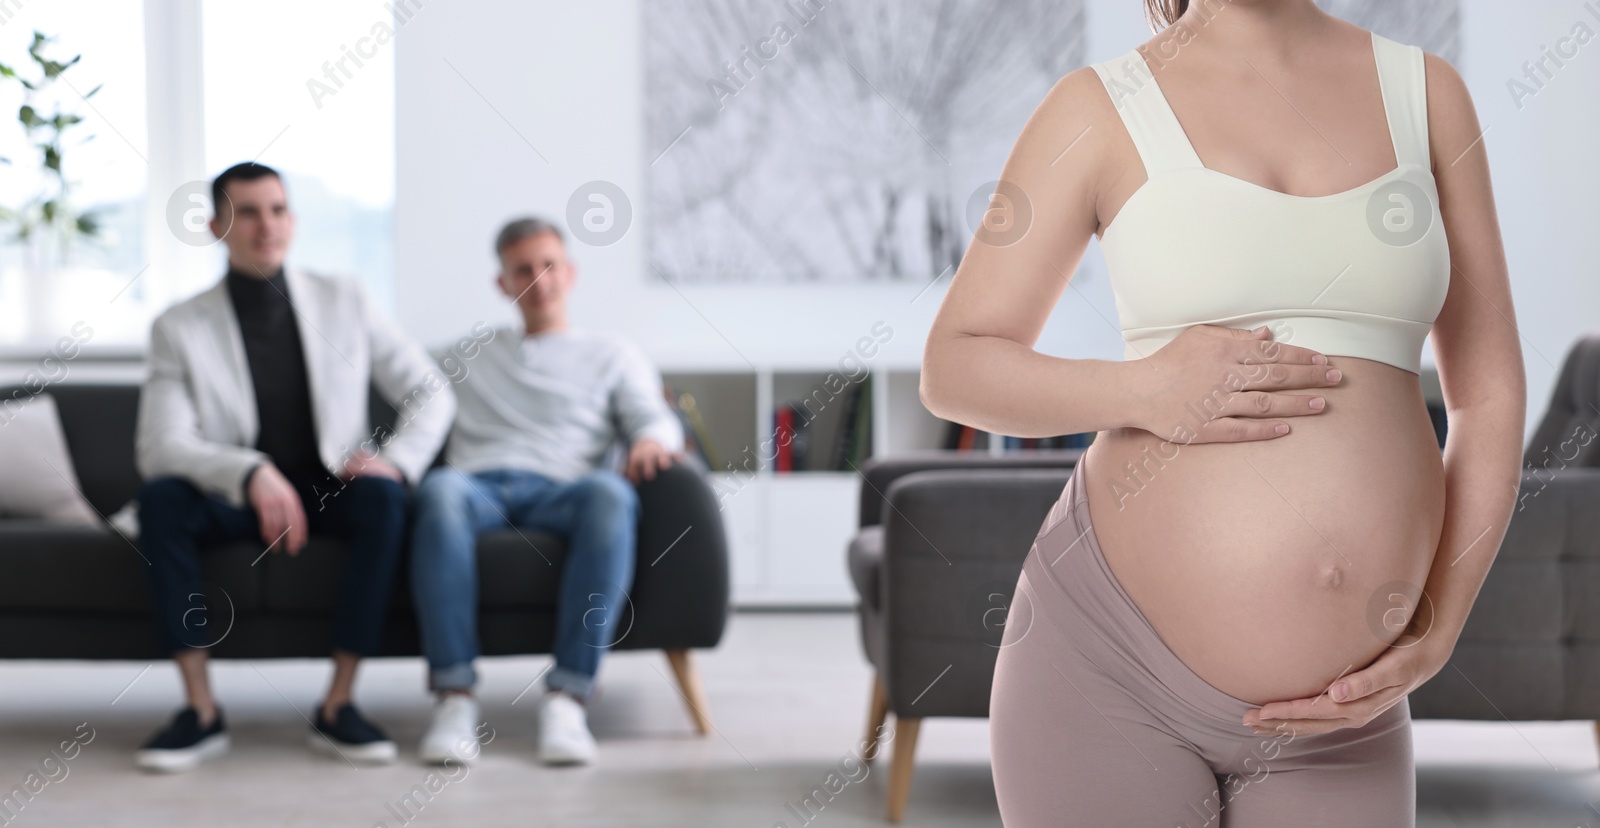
[440,324,684,481]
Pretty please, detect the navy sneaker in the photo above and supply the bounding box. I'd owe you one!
[135,707,230,773]
[309,703,397,764]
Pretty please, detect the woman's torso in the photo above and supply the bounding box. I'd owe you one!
[1077,26,1450,706]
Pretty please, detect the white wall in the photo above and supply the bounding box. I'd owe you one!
[396,0,1598,442]
[394,0,1119,375]
[1453,1,1600,435]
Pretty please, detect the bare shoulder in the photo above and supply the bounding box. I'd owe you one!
[1001,64,1127,224]
[1023,64,1122,162]
[1421,51,1482,171]
[1047,63,1119,117]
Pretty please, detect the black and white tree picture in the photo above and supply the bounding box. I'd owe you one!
[644,0,1087,284]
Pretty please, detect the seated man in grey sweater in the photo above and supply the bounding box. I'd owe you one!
[410,217,685,766]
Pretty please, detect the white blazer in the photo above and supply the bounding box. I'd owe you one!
[135,267,455,507]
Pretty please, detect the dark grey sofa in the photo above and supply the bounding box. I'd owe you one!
[0,383,729,733]
[850,333,1600,821]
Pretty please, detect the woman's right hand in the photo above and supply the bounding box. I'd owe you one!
[1127,324,1342,444]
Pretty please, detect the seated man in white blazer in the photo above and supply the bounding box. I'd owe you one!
[132,162,455,773]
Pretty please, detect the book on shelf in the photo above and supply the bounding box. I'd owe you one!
[661,383,719,470]
[774,404,795,471]
[834,379,873,471]
[770,379,872,473]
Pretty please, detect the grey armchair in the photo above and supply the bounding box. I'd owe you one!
[847,449,1082,822]
[848,332,1600,822]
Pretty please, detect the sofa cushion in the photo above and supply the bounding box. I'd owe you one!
[254,529,575,613]
[0,394,102,524]
[474,530,573,608]
[1,522,602,615]
[19,385,144,516]
[0,521,263,612]
[848,525,884,612]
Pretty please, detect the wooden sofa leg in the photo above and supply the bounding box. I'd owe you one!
[863,674,889,762]
[886,717,922,823]
[665,649,712,736]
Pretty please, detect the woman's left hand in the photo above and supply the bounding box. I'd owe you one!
[1241,631,1454,737]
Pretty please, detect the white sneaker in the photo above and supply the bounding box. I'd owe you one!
[536,691,596,766]
[419,694,483,765]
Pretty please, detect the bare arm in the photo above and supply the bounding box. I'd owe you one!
[920,68,1138,438]
[1409,53,1527,653]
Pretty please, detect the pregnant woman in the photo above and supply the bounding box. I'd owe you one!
[921,1,1526,825]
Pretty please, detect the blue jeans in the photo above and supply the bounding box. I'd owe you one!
[410,466,639,701]
[138,474,408,656]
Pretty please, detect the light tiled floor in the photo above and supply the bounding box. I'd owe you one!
[1,612,1597,827]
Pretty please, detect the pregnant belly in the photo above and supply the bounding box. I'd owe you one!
[1082,355,1447,706]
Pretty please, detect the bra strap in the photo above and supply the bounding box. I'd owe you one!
[1372,33,1431,169]
[1090,50,1205,177]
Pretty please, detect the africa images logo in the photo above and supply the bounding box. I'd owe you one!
[1365,180,1433,247]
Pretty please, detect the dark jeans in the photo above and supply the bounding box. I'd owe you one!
[137,474,408,656]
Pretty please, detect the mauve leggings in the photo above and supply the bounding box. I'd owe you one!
[989,456,1415,827]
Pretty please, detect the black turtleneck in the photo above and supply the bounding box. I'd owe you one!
[225,266,329,485]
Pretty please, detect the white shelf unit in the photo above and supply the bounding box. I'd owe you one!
[663,366,951,608]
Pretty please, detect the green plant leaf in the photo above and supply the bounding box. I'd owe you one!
[85,83,103,99]
[1,57,36,90]
[18,104,39,128]
[75,214,100,236]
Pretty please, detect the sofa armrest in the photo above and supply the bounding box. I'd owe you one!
[857,448,1083,529]
[877,467,1075,716]
[623,461,730,650]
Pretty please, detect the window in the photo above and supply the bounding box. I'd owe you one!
[201,0,396,311]
[0,1,398,352]
[0,0,149,346]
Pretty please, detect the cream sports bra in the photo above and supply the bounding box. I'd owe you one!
[1089,32,1450,375]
